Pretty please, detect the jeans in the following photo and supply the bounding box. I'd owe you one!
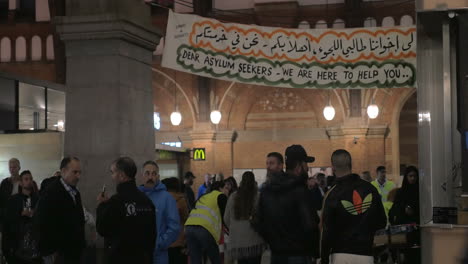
[238,256,262,264]
[271,255,313,264]
[185,226,220,264]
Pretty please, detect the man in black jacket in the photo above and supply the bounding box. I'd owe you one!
[321,149,387,264]
[35,157,85,264]
[253,145,320,264]
[96,157,157,264]
[4,170,40,263]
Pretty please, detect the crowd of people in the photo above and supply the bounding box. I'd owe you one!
[0,144,420,264]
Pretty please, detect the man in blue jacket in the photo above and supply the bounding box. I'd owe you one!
[139,161,180,264]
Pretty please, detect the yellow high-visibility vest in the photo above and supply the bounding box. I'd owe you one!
[371,180,396,203]
[185,190,222,243]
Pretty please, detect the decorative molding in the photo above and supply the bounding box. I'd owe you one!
[215,130,236,142]
[326,125,389,139]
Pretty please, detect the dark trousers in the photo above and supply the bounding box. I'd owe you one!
[238,256,262,264]
[185,226,220,264]
[271,255,313,264]
[168,247,187,264]
[54,251,82,264]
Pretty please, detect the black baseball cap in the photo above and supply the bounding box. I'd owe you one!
[184,172,196,179]
[285,145,315,164]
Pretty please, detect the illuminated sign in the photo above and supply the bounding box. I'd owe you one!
[193,148,206,161]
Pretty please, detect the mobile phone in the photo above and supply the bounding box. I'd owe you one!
[101,184,106,197]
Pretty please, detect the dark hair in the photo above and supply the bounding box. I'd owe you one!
[331,149,352,171]
[234,171,257,220]
[162,177,181,192]
[316,173,326,180]
[184,171,194,179]
[224,177,238,195]
[267,152,284,164]
[402,165,419,189]
[376,166,386,173]
[114,157,137,179]
[286,159,304,171]
[60,157,80,170]
[20,170,32,178]
[210,181,225,193]
[143,160,159,169]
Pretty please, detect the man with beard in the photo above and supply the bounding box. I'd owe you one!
[182,172,196,210]
[4,170,40,263]
[138,161,180,264]
[253,145,320,264]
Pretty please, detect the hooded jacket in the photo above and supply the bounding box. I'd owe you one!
[138,182,180,264]
[252,171,320,257]
[321,174,387,264]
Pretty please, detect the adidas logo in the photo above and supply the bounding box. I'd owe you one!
[341,190,372,215]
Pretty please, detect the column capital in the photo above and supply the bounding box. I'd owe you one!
[55,14,161,52]
[215,130,236,142]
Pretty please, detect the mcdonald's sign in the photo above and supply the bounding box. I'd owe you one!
[193,148,206,161]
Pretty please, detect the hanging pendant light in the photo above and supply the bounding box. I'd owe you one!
[210,85,222,125]
[367,96,379,119]
[210,110,222,124]
[171,74,182,126]
[323,90,335,121]
[170,111,182,126]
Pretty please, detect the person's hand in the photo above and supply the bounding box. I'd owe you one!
[21,209,33,217]
[97,192,109,204]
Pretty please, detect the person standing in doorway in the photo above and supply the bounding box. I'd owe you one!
[321,150,387,264]
[96,157,157,264]
[139,161,180,264]
[35,157,85,264]
[371,166,396,203]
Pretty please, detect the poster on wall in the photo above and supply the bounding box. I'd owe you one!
[162,10,416,89]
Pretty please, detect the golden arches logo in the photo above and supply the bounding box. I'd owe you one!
[193,148,206,161]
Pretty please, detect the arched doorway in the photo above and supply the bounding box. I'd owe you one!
[399,92,418,179]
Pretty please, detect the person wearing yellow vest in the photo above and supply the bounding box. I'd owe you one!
[185,181,229,264]
[371,166,396,203]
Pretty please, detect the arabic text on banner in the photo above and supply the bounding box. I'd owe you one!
[162,10,416,89]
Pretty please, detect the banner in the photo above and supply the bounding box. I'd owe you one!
[162,11,416,89]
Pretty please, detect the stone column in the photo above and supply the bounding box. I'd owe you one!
[55,3,161,209]
[180,126,235,195]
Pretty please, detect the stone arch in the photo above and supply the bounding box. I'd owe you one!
[151,68,197,124]
[31,35,41,61]
[46,35,54,60]
[382,16,395,27]
[15,36,26,61]
[400,15,414,26]
[315,20,328,29]
[0,37,11,62]
[333,19,345,29]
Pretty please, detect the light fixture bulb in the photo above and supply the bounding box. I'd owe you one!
[170,111,182,126]
[323,105,336,121]
[367,104,379,119]
[57,120,65,130]
[210,110,222,125]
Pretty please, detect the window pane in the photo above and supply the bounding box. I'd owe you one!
[47,89,65,131]
[19,82,45,130]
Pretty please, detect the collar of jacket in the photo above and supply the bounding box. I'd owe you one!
[117,180,137,194]
[335,173,361,184]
